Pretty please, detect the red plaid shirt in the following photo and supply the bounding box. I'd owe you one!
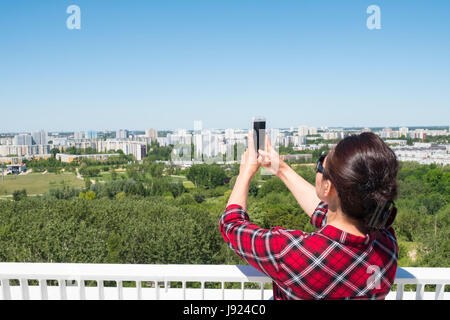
[219,201,398,300]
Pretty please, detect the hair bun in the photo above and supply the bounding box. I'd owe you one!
[365,200,396,231]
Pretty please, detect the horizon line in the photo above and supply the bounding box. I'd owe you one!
[0,124,449,135]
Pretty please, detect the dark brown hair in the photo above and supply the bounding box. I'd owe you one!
[323,132,399,231]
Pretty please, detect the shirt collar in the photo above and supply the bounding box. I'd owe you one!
[320,224,373,246]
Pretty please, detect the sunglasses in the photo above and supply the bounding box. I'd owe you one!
[315,153,327,174]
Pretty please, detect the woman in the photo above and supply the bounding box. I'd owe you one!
[219,130,399,300]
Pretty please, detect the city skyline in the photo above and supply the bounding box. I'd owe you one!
[1,1,449,132]
[1,124,449,136]
[1,125,449,166]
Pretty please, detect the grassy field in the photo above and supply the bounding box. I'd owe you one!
[182,180,195,189]
[291,163,315,168]
[94,170,127,182]
[168,175,195,189]
[0,171,85,196]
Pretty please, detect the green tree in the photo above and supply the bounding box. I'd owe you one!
[193,191,206,204]
[50,147,60,158]
[258,177,289,198]
[115,192,126,199]
[111,170,118,181]
[187,164,226,189]
[105,232,123,263]
[84,178,92,191]
[248,180,259,197]
[85,190,96,200]
[12,189,27,201]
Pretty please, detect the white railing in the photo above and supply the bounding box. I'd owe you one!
[0,263,449,300]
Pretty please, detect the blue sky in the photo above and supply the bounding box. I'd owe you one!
[0,0,449,132]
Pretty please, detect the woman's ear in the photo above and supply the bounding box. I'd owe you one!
[322,179,336,198]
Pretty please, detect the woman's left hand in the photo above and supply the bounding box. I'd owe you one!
[239,130,261,178]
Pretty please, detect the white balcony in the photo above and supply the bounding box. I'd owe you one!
[0,263,449,300]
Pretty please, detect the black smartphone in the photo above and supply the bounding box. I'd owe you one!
[252,117,266,154]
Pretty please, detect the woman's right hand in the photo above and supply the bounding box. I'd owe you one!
[257,135,285,176]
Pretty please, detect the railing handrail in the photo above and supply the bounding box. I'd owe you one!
[0,263,270,282]
[1,263,450,283]
[1,263,449,300]
[394,267,450,284]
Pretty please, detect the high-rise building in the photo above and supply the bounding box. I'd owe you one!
[411,129,426,139]
[298,125,309,137]
[399,127,409,138]
[201,130,216,157]
[145,128,158,142]
[225,128,235,140]
[74,132,85,140]
[32,130,48,145]
[308,127,318,135]
[13,134,33,146]
[85,131,98,140]
[116,129,128,139]
[381,127,393,139]
[96,139,147,161]
[157,137,169,146]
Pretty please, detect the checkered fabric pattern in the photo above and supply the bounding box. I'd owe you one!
[219,201,398,300]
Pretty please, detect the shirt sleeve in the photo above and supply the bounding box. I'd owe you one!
[219,204,287,280]
[310,201,328,229]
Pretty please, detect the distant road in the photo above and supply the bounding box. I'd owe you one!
[169,175,186,179]
[19,168,33,175]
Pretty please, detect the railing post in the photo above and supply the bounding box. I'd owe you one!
[395,284,404,300]
[79,279,86,300]
[1,279,11,300]
[182,281,186,300]
[241,282,244,300]
[415,284,424,300]
[137,281,142,300]
[260,282,264,300]
[20,279,30,300]
[435,284,444,300]
[39,279,48,300]
[98,280,105,300]
[155,281,160,300]
[221,281,225,300]
[117,281,123,300]
[201,282,205,300]
[59,279,67,300]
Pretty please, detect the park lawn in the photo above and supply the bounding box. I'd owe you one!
[95,170,128,182]
[98,171,112,181]
[291,163,315,168]
[182,180,195,189]
[0,171,85,196]
[168,174,195,189]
